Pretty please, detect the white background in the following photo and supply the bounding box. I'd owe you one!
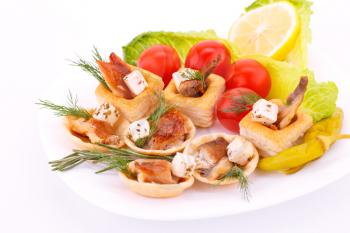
[1,0,350,232]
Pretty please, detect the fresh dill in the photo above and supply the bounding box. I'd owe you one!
[49,143,172,175]
[222,92,261,114]
[135,93,174,148]
[70,46,110,90]
[37,91,92,119]
[219,165,250,201]
[182,55,221,90]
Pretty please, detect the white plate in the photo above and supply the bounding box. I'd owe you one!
[38,49,350,220]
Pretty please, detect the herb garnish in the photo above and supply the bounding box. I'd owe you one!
[182,55,221,90]
[49,143,173,175]
[135,93,174,148]
[37,91,92,119]
[219,165,250,201]
[70,46,110,90]
[223,92,261,114]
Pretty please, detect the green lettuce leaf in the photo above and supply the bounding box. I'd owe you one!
[122,30,239,65]
[245,0,313,69]
[301,82,338,122]
[245,55,337,122]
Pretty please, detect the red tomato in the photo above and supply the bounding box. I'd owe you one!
[216,88,261,133]
[137,45,181,87]
[185,40,231,79]
[226,59,271,98]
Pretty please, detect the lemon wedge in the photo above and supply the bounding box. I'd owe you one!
[229,2,300,60]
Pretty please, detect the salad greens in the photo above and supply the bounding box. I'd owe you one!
[247,55,337,122]
[122,30,239,65]
[246,0,313,69]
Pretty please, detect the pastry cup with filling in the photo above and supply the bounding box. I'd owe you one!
[95,67,163,122]
[239,76,313,157]
[239,109,313,157]
[124,109,196,156]
[64,106,129,151]
[119,159,194,198]
[183,133,259,185]
[164,73,225,128]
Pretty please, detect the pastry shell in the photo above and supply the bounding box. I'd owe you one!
[95,66,164,122]
[183,133,259,185]
[164,74,225,128]
[239,110,313,157]
[118,172,194,198]
[123,112,196,156]
[63,112,129,151]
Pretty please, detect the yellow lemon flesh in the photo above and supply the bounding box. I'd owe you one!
[229,2,300,60]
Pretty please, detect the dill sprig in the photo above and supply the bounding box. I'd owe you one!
[222,92,261,114]
[182,55,221,90]
[49,143,172,174]
[70,46,110,90]
[37,91,92,119]
[219,165,250,201]
[135,93,174,148]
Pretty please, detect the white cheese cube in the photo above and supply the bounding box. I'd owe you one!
[252,99,278,125]
[172,68,194,91]
[227,136,255,166]
[171,152,196,178]
[123,70,148,96]
[93,103,119,126]
[128,118,150,142]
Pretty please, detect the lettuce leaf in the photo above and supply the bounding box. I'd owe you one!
[122,30,239,65]
[245,55,337,122]
[301,82,338,122]
[246,0,313,69]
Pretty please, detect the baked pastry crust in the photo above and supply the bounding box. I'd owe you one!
[164,74,225,128]
[239,110,313,157]
[183,133,259,185]
[118,172,194,198]
[63,113,129,151]
[95,66,164,122]
[123,112,196,156]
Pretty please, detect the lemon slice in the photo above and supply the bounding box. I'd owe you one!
[229,2,300,60]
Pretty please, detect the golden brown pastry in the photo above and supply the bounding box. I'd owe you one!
[95,53,164,122]
[119,159,194,198]
[183,133,259,185]
[239,76,313,157]
[124,109,196,156]
[164,73,225,127]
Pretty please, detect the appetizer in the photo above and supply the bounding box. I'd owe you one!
[50,145,194,198]
[119,158,194,198]
[240,76,313,157]
[42,0,349,202]
[37,92,128,150]
[164,56,226,127]
[183,133,259,196]
[124,95,196,156]
[94,52,164,122]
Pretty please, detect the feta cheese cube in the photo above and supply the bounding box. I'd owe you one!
[227,136,255,166]
[252,99,278,125]
[123,70,148,96]
[171,152,196,178]
[172,68,194,91]
[128,118,150,142]
[93,103,119,126]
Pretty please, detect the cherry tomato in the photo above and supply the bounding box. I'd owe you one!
[226,59,271,98]
[185,40,231,79]
[137,45,181,87]
[216,88,260,133]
